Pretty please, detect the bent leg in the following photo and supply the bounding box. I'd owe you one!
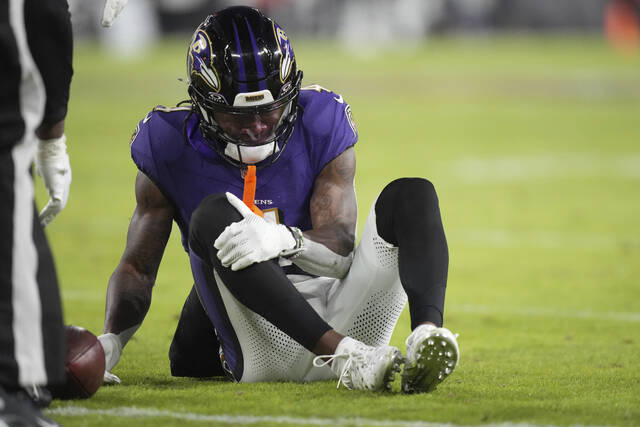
[323,178,449,360]
[324,199,407,349]
[188,193,333,381]
[375,178,448,329]
[307,198,407,383]
[374,178,458,393]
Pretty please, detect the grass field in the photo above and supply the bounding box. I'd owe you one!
[37,34,640,426]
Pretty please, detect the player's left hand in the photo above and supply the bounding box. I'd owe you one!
[214,192,296,271]
[101,0,128,27]
[35,135,71,227]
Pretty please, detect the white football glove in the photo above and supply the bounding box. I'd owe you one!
[214,192,296,271]
[35,135,71,227]
[98,333,123,384]
[101,0,128,27]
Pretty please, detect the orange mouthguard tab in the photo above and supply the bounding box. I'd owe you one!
[242,165,264,217]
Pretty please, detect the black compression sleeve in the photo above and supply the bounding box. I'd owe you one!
[375,178,449,329]
[24,0,73,127]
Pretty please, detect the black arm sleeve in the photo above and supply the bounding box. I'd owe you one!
[0,2,23,147]
[24,0,73,127]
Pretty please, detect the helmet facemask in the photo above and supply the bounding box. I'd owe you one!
[188,70,302,168]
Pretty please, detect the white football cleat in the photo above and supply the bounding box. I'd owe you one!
[401,324,459,394]
[313,337,403,391]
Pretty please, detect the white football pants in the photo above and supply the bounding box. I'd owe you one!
[213,199,407,382]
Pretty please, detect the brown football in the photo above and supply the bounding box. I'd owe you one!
[50,325,105,399]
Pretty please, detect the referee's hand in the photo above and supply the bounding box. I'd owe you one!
[36,135,71,227]
[101,0,128,27]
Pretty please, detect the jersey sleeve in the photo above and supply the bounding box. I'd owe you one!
[129,107,190,203]
[130,111,159,182]
[301,88,358,174]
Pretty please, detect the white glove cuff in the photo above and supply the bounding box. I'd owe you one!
[36,134,68,160]
[98,333,123,372]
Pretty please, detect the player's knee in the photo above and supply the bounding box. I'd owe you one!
[189,193,241,253]
[383,178,438,214]
[376,178,440,244]
[384,177,436,202]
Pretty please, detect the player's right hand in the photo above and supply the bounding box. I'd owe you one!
[98,333,123,384]
[214,192,296,271]
[101,0,128,27]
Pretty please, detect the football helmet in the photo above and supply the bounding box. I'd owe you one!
[187,6,303,168]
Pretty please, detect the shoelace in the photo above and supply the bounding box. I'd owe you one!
[313,353,363,389]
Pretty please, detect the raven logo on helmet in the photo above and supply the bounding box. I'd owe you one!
[274,23,293,83]
[189,30,220,92]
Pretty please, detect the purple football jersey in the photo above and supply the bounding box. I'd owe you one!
[130,87,358,251]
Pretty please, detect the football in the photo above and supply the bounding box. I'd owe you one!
[50,325,105,399]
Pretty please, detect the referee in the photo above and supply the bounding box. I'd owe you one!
[1,0,72,424]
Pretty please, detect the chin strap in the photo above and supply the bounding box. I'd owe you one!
[242,165,264,217]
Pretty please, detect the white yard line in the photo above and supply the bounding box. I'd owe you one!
[451,304,640,323]
[448,228,638,251]
[47,406,604,427]
[452,153,640,183]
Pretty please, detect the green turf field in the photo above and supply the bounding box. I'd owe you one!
[38,35,640,426]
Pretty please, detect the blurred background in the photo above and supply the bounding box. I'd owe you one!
[72,0,640,56]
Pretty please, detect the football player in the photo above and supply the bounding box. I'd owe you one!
[98,6,459,393]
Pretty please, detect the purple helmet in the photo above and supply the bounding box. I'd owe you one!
[187,6,303,168]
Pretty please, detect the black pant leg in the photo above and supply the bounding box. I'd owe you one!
[0,150,19,387]
[32,203,64,386]
[169,284,225,378]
